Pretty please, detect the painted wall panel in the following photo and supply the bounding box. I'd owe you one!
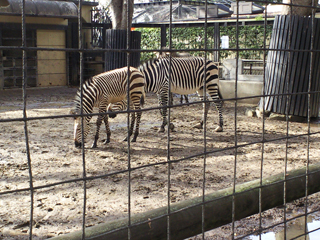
[37,29,66,87]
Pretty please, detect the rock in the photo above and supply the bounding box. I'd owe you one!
[193,122,203,129]
[268,113,307,123]
[245,109,256,118]
[255,108,271,118]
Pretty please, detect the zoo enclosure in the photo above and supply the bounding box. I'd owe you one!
[0,0,320,240]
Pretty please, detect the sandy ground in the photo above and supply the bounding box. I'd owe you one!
[0,86,319,239]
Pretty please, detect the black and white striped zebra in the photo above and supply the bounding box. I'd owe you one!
[109,57,223,133]
[70,67,145,148]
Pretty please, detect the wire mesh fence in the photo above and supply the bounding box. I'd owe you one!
[0,0,320,240]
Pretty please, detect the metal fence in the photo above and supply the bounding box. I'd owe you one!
[0,0,320,240]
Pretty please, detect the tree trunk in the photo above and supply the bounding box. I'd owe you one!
[281,0,313,16]
[109,0,134,30]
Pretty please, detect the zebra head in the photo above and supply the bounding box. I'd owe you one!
[70,108,91,148]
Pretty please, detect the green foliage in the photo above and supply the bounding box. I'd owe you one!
[167,27,215,57]
[138,24,273,62]
[220,25,273,59]
[136,28,161,62]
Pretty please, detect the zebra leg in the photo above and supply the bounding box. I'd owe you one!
[193,95,209,129]
[123,111,135,142]
[132,110,143,142]
[102,115,111,144]
[169,92,174,105]
[184,95,189,104]
[207,85,223,132]
[92,115,104,148]
[158,94,169,133]
[214,100,223,132]
[181,95,189,106]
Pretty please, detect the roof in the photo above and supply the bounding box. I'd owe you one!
[0,0,78,18]
[133,0,264,24]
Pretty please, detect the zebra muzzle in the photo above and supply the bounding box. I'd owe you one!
[108,112,117,118]
[75,140,82,148]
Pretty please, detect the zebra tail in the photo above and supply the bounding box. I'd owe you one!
[218,88,224,107]
[140,94,145,107]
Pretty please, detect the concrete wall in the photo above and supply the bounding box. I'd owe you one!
[220,58,263,104]
[219,80,263,104]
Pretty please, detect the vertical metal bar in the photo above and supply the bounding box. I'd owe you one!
[21,0,34,238]
[304,0,315,237]
[231,1,239,239]
[312,19,320,117]
[201,0,208,239]
[77,0,86,239]
[258,2,268,239]
[214,22,220,62]
[126,1,132,240]
[276,16,290,114]
[264,16,279,111]
[283,2,294,239]
[167,0,173,239]
[161,25,167,49]
[288,16,302,115]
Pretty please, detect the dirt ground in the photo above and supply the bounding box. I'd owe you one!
[0,86,319,240]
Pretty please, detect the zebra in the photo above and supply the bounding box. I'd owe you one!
[70,67,145,148]
[109,57,223,133]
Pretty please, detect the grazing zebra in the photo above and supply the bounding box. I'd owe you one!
[109,57,223,133]
[70,67,145,148]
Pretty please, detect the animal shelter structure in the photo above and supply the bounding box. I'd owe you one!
[0,0,97,89]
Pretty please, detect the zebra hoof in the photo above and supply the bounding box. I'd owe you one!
[193,122,203,129]
[103,139,110,144]
[169,123,175,132]
[91,143,97,148]
[214,126,223,132]
[123,137,128,142]
[108,112,117,118]
[131,138,137,143]
[158,127,165,133]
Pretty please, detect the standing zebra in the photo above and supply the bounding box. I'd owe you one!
[109,57,223,133]
[70,67,145,148]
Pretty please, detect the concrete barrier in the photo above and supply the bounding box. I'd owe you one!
[219,79,263,104]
